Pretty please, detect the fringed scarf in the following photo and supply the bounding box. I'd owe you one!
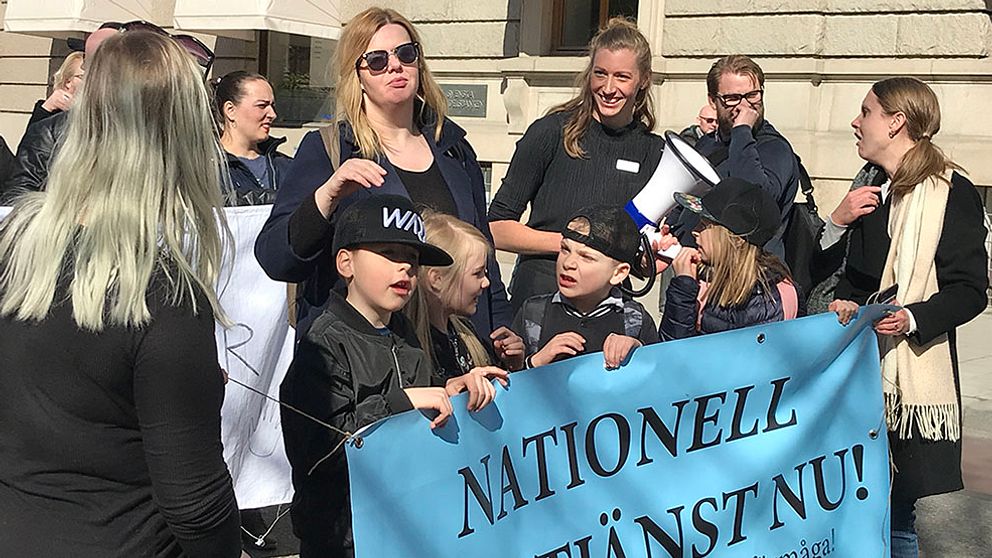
[879,172,959,442]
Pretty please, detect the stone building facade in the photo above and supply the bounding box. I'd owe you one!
[1,0,990,219]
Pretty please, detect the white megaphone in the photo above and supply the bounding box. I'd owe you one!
[624,130,720,259]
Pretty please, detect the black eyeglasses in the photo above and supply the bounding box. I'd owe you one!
[101,21,215,75]
[714,88,764,108]
[355,42,420,72]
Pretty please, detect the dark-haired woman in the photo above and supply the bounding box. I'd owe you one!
[487,18,664,312]
[819,77,988,558]
[215,71,292,206]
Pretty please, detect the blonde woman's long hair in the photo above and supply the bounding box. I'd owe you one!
[871,77,965,196]
[701,224,792,308]
[335,7,449,160]
[549,17,655,159]
[0,31,230,331]
[405,213,492,370]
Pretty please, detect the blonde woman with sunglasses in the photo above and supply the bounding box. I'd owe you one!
[256,7,512,340]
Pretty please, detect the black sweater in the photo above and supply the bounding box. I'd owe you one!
[0,280,240,557]
[487,111,665,305]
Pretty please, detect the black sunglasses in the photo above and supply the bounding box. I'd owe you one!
[100,21,216,75]
[355,42,420,73]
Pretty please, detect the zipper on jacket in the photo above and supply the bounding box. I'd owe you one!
[391,344,404,388]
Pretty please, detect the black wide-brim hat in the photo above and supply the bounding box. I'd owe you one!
[674,177,781,247]
[333,194,453,266]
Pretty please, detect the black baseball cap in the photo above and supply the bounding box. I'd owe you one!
[332,195,453,266]
[674,177,781,247]
[562,205,643,269]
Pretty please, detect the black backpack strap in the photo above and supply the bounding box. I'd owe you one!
[794,154,817,212]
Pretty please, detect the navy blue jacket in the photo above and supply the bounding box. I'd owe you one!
[681,121,800,259]
[223,136,293,206]
[254,117,512,337]
[659,273,795,340]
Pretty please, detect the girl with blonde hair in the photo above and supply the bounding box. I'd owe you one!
[659,178,800,340]
[820,77,988,558]
[406,212,524,391]
[256,6,511,338]
[0,31,241,557]
[488,17,665,311]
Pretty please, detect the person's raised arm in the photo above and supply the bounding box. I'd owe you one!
[254,130,385,283]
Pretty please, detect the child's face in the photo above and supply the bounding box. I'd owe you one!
[443,243,490,317]
[341,243,420,315]
[556,237,627,303]
[692,221,716,264]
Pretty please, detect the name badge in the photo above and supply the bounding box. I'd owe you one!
[616,159,640,173]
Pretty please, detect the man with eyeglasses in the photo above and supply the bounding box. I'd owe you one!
[678,55,801,260]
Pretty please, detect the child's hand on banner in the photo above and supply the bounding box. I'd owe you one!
[531,332,586,367]
[603,333,642,370]
[445,366,508,412]
[403,387,453,429]
[491,326,525,371]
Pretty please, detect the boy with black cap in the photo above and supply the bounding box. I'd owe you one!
[280,194,458,558]
[660,177,800,340]
[513,205,659,370]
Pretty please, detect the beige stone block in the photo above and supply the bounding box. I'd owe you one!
[822,15,899,56]
[668,0,986,14]
[0,32,56,55]
[666,0,823,15]
[0,84,46,112]
[895,14,991,57]
[417,21,518,58]
[655,81,711,132]
[663,15,821,57]
[0,110,31,149]
[927,83,992,139]
[0,56,56,85]
[824,0,985,13]
[339,1,517,23]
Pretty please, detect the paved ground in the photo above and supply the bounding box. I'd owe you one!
[916,307,992,557]
[259,307,992,558]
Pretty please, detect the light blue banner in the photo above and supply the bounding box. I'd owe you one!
[347,308,891,558]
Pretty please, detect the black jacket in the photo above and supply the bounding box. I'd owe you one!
[222,136,293,206]
[811,170,988,499]
[1,111,66,201]
[0,134,14,192]
[280,291,430,557]
[659,272,797,340]
[254,114,512,337]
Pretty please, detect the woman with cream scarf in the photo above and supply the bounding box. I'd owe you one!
[817,77,988,558]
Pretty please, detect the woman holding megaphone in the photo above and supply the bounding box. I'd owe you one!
[488,18,664,312]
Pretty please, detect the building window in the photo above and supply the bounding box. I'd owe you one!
[262,31,336,126]
[552,0,638,53]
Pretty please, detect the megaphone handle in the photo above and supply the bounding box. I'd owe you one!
[642,228,683,260]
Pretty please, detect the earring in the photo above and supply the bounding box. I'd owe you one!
[888,130,896,139]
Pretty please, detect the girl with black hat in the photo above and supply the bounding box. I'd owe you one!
[659,178,800,340]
